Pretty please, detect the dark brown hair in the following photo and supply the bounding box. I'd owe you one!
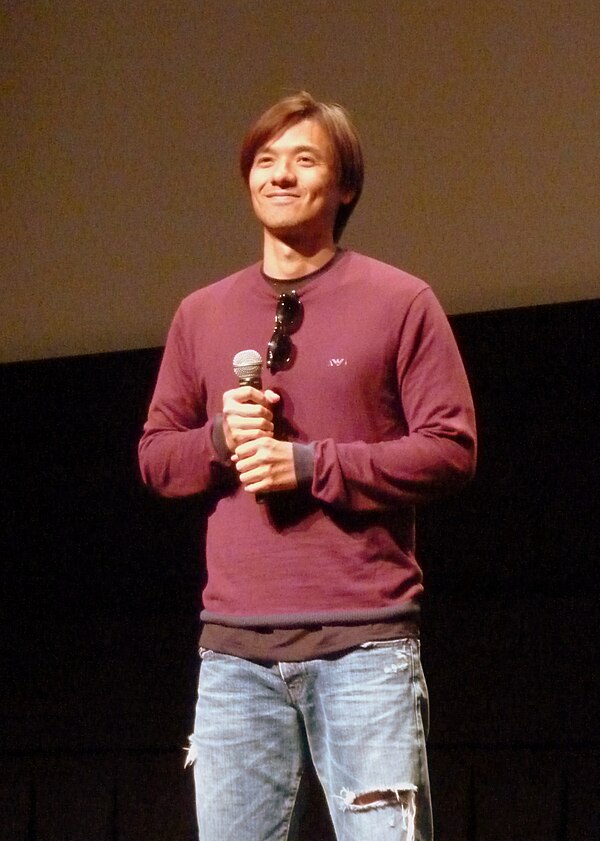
[240,91,364,242]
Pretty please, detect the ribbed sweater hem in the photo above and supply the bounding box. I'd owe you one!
[200,601,421,628]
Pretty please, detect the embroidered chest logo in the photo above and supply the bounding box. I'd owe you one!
[329,358,347,367]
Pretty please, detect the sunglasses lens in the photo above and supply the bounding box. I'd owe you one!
[276,293,301,327]
[267,330,292,368]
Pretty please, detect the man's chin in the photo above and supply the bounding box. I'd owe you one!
[264,217,333,247]
[265,220,308,243]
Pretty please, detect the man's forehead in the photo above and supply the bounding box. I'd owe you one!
[257,119,334,157]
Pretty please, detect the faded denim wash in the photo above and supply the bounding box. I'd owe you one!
[186,638,432,841]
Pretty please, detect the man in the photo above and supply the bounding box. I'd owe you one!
[139,91,476,841]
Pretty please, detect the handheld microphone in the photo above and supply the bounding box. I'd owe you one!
[232,350,266,503]
[232,349,263,389]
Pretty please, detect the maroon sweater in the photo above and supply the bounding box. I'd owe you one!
[138,250,476,627]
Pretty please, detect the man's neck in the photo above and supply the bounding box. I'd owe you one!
[261,231,337,280]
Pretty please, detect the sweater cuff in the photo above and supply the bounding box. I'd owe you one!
[292,442,315,488]
[211,414,232,462]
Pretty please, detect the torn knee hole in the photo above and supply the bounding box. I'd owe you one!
[339,783,417,811]
[338,785,418,839]
[353,789,402,807]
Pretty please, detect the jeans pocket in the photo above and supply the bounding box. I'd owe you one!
[359,637,413,650]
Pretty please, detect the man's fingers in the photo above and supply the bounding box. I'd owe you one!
[223,386,278,409]
[234,438,297,492]
[226,414,274,433]
[224,415,274,451]
[222,388,280,453]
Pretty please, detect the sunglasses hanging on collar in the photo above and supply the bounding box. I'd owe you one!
[266,291,303,372]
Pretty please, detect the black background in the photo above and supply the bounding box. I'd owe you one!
[1,299,598,840]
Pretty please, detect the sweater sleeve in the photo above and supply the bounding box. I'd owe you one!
[138,305,234,497]
[311,288,477,511]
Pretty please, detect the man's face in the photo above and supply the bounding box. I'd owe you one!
[248,119,352,246]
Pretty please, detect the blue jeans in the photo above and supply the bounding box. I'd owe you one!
[186,638,432,841]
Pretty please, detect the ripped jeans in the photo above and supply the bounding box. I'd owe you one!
[186,638,433,841]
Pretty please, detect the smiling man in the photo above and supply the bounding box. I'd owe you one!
[248,119,354,261]
[139,91,476,841]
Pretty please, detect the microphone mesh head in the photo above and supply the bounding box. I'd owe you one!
[232,349,263,380]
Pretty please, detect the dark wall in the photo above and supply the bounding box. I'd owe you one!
[1,299,598,840]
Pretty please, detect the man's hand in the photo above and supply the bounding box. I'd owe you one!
[222,387,280,452]
[233,438,297,494]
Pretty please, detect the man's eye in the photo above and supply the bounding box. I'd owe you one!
[255,156,273,166]
[298,156,315,165]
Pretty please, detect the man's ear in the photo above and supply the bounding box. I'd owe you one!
[340,189,356,206]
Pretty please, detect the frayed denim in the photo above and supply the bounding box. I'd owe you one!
[186,638,432,841]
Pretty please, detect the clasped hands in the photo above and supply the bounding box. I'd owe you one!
[222,386,297,495]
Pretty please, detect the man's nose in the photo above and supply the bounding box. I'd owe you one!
[271,157,295,183]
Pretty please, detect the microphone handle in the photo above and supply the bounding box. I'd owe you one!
[238,375,262,389]
[237,374,266,503]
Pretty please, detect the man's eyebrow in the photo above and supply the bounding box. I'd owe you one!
[256,143,323,156]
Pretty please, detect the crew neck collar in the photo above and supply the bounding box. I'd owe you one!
[260,248,344,293]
